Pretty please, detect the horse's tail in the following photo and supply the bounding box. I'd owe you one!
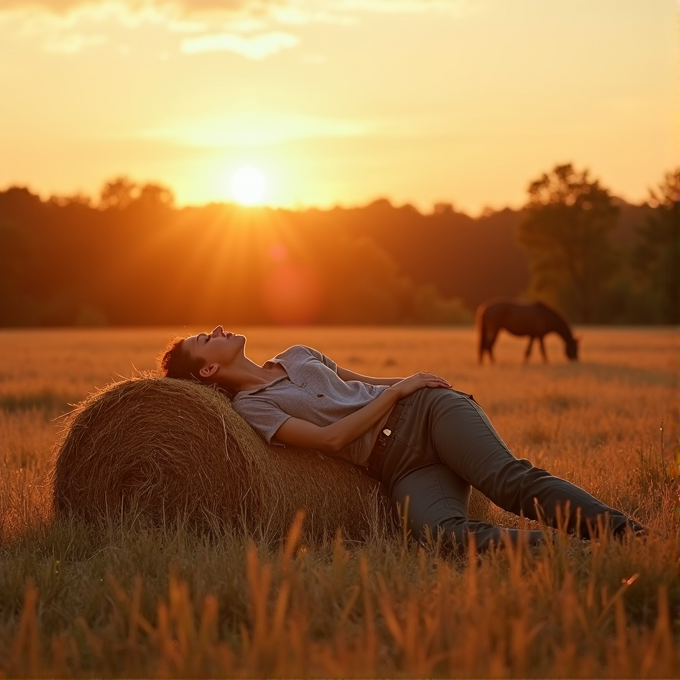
[475,304,487,363]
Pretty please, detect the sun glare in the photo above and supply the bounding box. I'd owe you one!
[230,166,267,206]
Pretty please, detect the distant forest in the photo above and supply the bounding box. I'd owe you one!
[0,166,677,327]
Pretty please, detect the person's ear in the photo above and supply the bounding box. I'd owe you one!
[199,363,219,378]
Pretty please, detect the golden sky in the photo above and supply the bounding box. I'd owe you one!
[0,0,676,213]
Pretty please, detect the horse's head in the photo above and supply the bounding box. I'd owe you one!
[565,336,579,361]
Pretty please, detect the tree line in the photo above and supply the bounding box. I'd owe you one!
[0,164,676,327]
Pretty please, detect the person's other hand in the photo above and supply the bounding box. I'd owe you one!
[391,372,451,399]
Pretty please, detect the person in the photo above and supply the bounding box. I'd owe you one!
[160,326,645,552]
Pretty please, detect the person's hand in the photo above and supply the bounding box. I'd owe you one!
[391,372,452,399]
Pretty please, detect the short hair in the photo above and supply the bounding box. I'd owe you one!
[159,337,205,382]
[159,336,234,400]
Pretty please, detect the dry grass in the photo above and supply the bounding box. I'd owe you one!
[0,325,678,677]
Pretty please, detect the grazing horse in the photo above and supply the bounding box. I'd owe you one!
[476,300,579,364]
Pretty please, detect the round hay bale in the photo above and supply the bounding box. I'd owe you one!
[53,376,394,541]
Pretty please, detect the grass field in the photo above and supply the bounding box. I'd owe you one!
[0,326,678,677]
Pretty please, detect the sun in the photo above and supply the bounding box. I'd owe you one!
[230,166,267,205]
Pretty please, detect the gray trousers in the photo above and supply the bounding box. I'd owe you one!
[375,388,641,552]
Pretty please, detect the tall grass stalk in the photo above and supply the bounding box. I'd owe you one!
[0,522,677,678]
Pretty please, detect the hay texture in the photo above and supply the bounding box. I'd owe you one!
[53,377,392,541]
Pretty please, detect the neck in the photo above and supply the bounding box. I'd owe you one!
[219,357,284,395]
[552,316,572,342]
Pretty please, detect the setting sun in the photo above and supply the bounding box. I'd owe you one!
[230,166,267,206]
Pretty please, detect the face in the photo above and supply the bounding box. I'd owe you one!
[183,325,246,379]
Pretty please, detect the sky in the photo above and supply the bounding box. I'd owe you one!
[0,0,677,214]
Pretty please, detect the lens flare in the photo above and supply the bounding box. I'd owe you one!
[261,263,324,325]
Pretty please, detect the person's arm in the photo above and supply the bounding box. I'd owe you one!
[274,372,451,452]
[336,365,403,386]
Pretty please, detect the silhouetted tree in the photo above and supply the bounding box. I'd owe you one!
[633,168,680,324]
[135,182,175,209]
[0,218,35,325]
[432,202,454,215]
[48,192,92,207]
[99,176,137,210]
[518,164,619,322]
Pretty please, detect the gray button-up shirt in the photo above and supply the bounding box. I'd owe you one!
[232,345,388,465]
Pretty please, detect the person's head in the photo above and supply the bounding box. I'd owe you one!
[159,325,245,397]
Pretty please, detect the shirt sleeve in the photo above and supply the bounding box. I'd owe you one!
[232,395,291,446]
[302,345,338,372]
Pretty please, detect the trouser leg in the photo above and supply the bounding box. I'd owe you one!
[391,462,545,552]
[427,390,641,536]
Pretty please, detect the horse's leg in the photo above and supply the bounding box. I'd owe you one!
[479,324,497,365]
[487,330,498,364]
[539,336,547,363]
[524,337,534,363]
[477,311,487,364]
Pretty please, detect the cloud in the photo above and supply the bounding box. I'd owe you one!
[0,0,92,12]
[0,0,469,58]
[0,0,273,19]
[331,0,467,14]
[139,113,368,146]
[43,31,106,52]
[0,1,293,58]
[266,5,356,26]
[1,1,171,33]
[0,0,467,21]
[180,29,297,58]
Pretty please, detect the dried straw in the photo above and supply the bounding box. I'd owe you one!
[52,376,393,541]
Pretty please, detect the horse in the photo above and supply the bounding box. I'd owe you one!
[476,299,579,364]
